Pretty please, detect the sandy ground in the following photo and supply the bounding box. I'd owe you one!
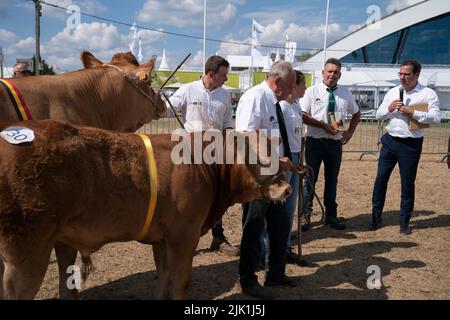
[36,154,450,300]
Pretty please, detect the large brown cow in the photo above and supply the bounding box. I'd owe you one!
[0,51,167,298]
[0,120,291,300]
[0,51,166,132]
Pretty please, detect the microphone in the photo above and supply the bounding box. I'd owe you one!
[399,87,404,104]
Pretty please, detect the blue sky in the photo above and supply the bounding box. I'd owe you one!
[0,0,421,71]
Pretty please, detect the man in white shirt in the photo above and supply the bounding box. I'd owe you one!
[167,55,238,255]
[370,60,441,234]
[300,58,361,230]
[235,61,296,299]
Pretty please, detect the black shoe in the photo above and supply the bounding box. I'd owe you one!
[400,221,411,235]
[368,217,382,231]
[286,248,300,264]
[301,222,311,232]
[264,276,297,287]
[286,248,308,266]
[325,217,346,230]
[241,283,275,299]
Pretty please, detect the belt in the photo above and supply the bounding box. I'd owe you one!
[307,137,339,143]
[388,134,423,141]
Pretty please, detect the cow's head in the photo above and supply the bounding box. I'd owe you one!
[80,51,166,121]
[226,130,292,203]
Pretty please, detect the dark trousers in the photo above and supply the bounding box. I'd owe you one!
[211,222,224,237]
[239,199,290,286]
[304,137,342,218]
[372,133,423,223]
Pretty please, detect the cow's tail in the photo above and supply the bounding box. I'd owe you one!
[81,254,94,283]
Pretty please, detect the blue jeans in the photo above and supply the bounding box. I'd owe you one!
[240,199,290,286]
[372,133,423,223]
[260,152,300,262]
[303,137,342,219]
[285,152,301,250]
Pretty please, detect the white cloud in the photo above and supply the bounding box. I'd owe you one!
[4,37,35,63]
[3,22,165,70]
[188,50,204,69]
[386,0,424,14]
[17,0,106,21]
[217,36,251,57]
[137,0,242,29]
[0,28,18,45]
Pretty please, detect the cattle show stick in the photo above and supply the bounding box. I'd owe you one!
[158,53,192,92]
[161,90,185,129]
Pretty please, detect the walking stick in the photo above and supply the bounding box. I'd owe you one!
[296,136,308,266]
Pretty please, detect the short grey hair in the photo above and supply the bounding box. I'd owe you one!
[268,61,294,80]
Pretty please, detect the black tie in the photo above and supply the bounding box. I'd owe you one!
[275,102,292,160]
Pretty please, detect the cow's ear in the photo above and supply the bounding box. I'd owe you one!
[81,51,104,68]
[134,58,155,82]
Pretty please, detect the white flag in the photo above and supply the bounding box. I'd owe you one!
[129,21,143,63]
[251,19,265,58]
[285,40,297,63]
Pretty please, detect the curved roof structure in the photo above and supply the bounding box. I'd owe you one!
[305,0,450,65]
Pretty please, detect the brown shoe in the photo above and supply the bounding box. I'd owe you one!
[210,235,240,256]
[241,283,275,300]
[219,241,240,256]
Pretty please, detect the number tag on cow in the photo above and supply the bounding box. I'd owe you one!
[0,126,35,145]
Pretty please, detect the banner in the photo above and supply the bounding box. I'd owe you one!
[129,21,143,63]
[251,19,265,58]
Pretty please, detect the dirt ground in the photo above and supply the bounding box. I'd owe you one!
[36,154,450,300]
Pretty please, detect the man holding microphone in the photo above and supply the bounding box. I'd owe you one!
[370,60,441,234]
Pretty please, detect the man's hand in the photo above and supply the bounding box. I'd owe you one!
[323,123,340,135]
[399,105,414,117]
[279,157,293,171]
[341,130,353,145]
[388,99,403,113]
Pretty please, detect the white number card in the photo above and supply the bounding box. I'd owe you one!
[0,126,35,145]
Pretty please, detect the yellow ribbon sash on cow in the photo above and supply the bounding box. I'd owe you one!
[0,79,32,121]
[137,134,158,240]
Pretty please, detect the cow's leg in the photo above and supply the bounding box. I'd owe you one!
[166,236,200,300]
[152,243,170,299]
[2,246,53,299]
[54,241,79,299]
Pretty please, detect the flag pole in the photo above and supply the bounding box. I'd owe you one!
[323,0,330,67]
[203,0,207,75]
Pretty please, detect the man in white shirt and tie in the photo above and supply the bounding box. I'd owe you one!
[235,61,296,299]
[370,59,441,234]
[167,55,238,255]
[300,58,361,230]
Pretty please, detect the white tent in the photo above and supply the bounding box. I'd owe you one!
[158,49,170,71]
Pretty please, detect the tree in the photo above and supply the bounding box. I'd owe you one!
[31,55,55,75]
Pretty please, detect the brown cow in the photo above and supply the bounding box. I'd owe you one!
[1,51,167,298]
[0,120,291,299]
[0,51,166,132]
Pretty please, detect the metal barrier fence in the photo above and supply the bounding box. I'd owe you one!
[137,117,450,159]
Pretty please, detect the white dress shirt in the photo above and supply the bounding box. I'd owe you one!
[376,83,441,138]
[235,81,286,157]
[300,82,359,140]
[168,79,234,132]
[280,100,302,153]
